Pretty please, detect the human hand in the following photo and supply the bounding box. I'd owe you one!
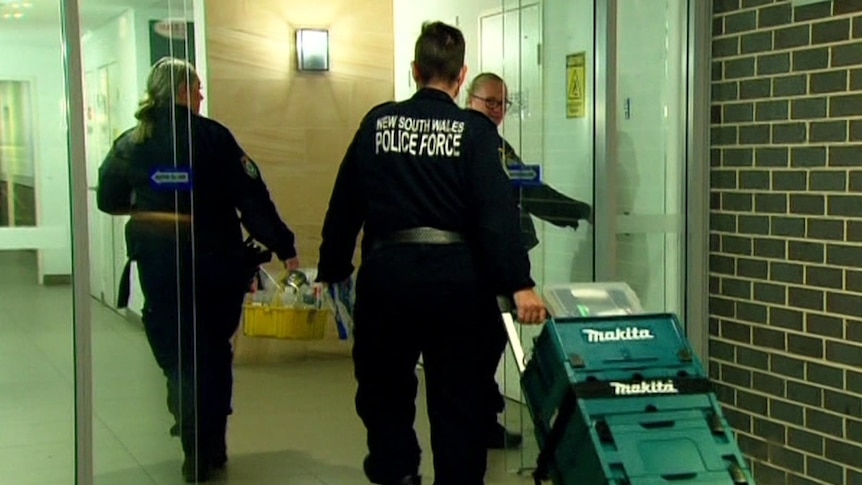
[513,289,546,324]
[282,257,300,270]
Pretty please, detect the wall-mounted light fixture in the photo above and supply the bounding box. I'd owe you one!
[296,29,330,72]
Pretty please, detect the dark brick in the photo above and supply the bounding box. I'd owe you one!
[772,170,806,190]
[828,194,862,217]
[755,371,786,397]
[723,234,753,255]
[791,97,827,119]
[714,0,740,14]
[725,57,756,79]
[755,193,787,213]
[769,306,803,330]
[808,363,845,389]
[714,18,725,36]
[850,419,862,444]
[770,261,804,283]
[848,270,862,292]
[742,31,773,54]
[755,147,788,167]
[852,120,862,140]
[789,427,823,454]
[788,285,824,310]
[709,359,720,380]
[755,100,788,121]
[737,389,768,414]
[722,363,752,387]
[711,104,722,123]
[787,380,822,407]
[833,41,862,67]
[737,433,767,460]
[711,148,722,167]
[851,221,862,242]
[713,380,734,402]
[742,0,771,7]
[711,170,737,190]
[789,240,825,263]
[711,254,736,274]
[759,3,792,28]
[834,0,862,15]
[757,52,790,75]
[807,456,844,485]
[830,94,862,117]
[754,328,787,351]
[737,258,769,279]
[737,345,769,369]
[827,292,862,317]
[848,371,862,394]
[809,170,846,191]
[769,398,805,426]
[711,296,736,317]
[812,18,851,44]
[740,170,770,188]
[773,74,807,96]
[807,408,844,436]
[740,124,770,144]
[806,313,844,338]
[754,417,786,443]
[712,81,739,101]
[722,277,751,298]
[724,147,753,166]
[711,192,721,211]
[712,212,735,232]
[856,16,862,38]
[827,442,862,479]
[712,62,723,82]
[789,194,825,215]
[772,216,806,237]
[754,281,787,304]
[724,192,754,211]
[806,266,844,289]
[826,244,862,268]
[710,338,736,361]
[794,2,833,22]
[824,391,862,418]
[740,79,771,99]
[788,333,824,359]
[773,122,807,143]
[713,37,740,58]
[791,146,826,167]
[807,218,845,240]
[828,145,862,167]
[738,214,769,235]
[771,353,804,378]
[853,68,862,90]
[711,126,737,146]
[754,237,786,258]
[727,10,757,34]
[711,233,720,251]
[810,120,847,142]
[771,444,805,474]
[811,71,849,95]
[724,102,754,122]
[848,318,862,340]
[793,47,830,71]
[753,461,786,485]
[775,24,811,50]
[827,341,862,367]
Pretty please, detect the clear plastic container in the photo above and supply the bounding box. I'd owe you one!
[541,282,644,319]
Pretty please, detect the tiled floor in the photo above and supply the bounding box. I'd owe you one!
[0,251,540,484]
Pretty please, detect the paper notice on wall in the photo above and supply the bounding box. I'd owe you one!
[566,52,586,118]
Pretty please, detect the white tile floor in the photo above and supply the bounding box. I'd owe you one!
[0,251,540,484]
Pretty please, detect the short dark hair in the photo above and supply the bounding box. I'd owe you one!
[414,21,465,85]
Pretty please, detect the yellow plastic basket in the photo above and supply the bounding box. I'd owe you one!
[242,300,330,341]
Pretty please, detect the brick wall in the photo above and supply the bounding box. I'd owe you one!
[710,0,862,484]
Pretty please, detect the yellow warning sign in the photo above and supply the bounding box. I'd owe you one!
[566,52,586,118]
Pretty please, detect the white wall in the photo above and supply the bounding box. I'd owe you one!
[0,29,72,280]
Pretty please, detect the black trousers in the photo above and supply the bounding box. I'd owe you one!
[135,247,246,458]
[352,245,504,485]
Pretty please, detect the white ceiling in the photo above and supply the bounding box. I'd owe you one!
[0,0,189,31]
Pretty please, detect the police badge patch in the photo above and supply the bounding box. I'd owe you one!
[241,155,259,179]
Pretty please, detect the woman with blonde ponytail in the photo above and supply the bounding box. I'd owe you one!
[97,56,299,483]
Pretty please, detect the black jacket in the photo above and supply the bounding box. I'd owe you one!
[317,88,534,295]
[97,105,296,264]
[500,139,592,250]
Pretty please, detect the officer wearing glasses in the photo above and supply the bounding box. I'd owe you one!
[466,72,592,450]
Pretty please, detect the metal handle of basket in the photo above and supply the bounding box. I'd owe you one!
[497,295,527,375]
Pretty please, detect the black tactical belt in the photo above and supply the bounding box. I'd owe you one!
[376,227,465,246]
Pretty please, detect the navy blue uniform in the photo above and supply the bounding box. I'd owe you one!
[318,88,534,485]
[97,105,295,464]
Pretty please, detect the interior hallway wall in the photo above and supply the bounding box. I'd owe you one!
[203,0,395,264]
[709,1,862,483]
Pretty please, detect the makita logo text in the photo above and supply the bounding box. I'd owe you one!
[610,380,679,396]
[582,327,655,343]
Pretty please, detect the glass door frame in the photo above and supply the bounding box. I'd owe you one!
[60,0,94,483]
[593,0,712,360]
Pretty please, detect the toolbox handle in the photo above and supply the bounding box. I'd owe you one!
[661,472,698,481]
[498,296,528,374]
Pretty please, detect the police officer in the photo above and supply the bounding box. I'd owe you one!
[466,72,592,449]
[317,22,546,485]
[97,57,298,483]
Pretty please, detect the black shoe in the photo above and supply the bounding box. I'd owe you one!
[486,423,523,449]
[363,455,421,485]
[182,455,212,483]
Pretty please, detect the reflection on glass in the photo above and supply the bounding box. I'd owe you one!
[296,28,330,71]
[0,81,37,227]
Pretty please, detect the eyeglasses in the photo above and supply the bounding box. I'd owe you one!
[470,94,512,110]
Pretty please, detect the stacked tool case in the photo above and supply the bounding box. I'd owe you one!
[521,312,755,485]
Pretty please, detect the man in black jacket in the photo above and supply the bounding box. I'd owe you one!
[97,57,298,483]
[466,72,592,449]
[317,22,546,485]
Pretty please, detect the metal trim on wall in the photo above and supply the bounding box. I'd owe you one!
[593,0,617,282]
[685,0,713,361]
[59,0,94,482]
